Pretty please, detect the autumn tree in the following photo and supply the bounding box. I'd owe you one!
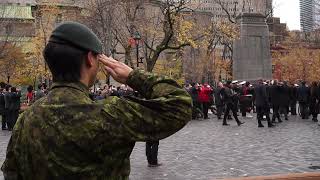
[138,0,199,72]
[272,32,320,83]
[33,3,62,80]
[0,4,32,84]
[0,43,26,84]
[85,0,199,74]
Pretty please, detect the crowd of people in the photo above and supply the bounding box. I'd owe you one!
[5,79,319,131]
[0,83,47,131]
[185,80,320,128]
[90,84,136,100]
[0,84,22,131]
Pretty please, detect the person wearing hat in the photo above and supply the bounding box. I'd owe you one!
[269,80,283,123]
[214,82,224,119]
[254,79,275,128]
[221,81,244,126]
[278,81,290,121]
[239,81,253,118]
[297,81,310,119]
[289,83,298,116]
[309,81,319,122]
[1,22,192,179]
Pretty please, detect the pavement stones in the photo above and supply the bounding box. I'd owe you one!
[0,114,319,180]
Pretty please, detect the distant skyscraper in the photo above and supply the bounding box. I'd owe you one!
[300,0,320,32]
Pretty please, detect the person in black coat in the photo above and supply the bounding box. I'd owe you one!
[290,84,298,115]
[189,83,201,119]
[4,87,21,131]
[270,80,283,123]
[240,82,253,117]
[254,80,275,128]
[279,82,290,120]
[214,82,224,119]
[309,82,319,122]
[221,81,244,126]
[0,88,6,130]
[297,81,311,119]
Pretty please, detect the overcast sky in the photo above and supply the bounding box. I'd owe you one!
[273,0,300,30]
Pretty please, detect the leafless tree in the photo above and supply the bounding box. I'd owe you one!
[139,0,196,72]
[85,0,198,72]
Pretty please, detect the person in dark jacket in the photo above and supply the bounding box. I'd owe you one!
[146,141,160,167]
[298,81,310,119]
[270,80,283,123]
[0,88,6,130]
[35,84,45,101]
[221,81,244,126]
[4,87,21,131]
[254,80,275,128]
[240,82,253,117]
[214,82,224,119]
[290,83,298,115]
[309,82,319,122]
[279,82,290,120]
[189,83,201,119]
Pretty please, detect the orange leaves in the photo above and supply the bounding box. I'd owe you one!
[0,43,26,83]
[273,47,320,83]
[153,57,185,85]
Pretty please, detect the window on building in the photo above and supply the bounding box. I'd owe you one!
[5,24,13,35]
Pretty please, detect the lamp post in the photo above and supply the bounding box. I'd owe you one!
[133,31,143,67]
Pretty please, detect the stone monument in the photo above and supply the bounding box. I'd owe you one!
[233,13,272,81]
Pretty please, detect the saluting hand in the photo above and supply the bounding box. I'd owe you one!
[98,54,133,84]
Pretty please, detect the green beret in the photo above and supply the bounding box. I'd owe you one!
[49,21,102,54]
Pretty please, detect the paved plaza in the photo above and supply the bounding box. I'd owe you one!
[0,114,320,180]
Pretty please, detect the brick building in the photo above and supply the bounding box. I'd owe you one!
[0,0,36,43]
[0,0,84,44]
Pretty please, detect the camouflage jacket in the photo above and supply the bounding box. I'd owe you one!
[1,70,192,180]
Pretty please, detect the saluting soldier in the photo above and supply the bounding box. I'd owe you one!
[1,22,192,179]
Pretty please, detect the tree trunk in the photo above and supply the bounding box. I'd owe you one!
[124,48,134,68]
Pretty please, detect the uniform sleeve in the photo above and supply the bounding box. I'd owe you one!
[101,70,192,141]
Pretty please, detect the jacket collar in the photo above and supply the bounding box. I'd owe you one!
[51,82,90,97]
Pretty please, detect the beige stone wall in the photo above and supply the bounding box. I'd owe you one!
[190,0,272,22]
[0,20,35,38]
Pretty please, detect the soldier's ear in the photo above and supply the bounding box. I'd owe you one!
[85,51,96,68]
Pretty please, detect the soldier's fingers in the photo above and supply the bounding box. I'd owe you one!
[104,66,117,78]
[98,55,117,67]
[99,54,119,64]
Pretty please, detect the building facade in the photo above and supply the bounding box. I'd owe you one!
[0,0,36,43]
[0,0,83,43]
[300,0,320,32]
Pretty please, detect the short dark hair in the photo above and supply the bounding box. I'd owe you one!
[11,87,16,92]
[44,42,91,82]
[38,84,43,90]
[5,85,11,92]
[27,85,33,93]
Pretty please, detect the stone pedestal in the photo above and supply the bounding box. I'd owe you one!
[233,13,272,81]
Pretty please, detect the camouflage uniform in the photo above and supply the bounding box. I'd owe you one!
[1,70,192,180]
